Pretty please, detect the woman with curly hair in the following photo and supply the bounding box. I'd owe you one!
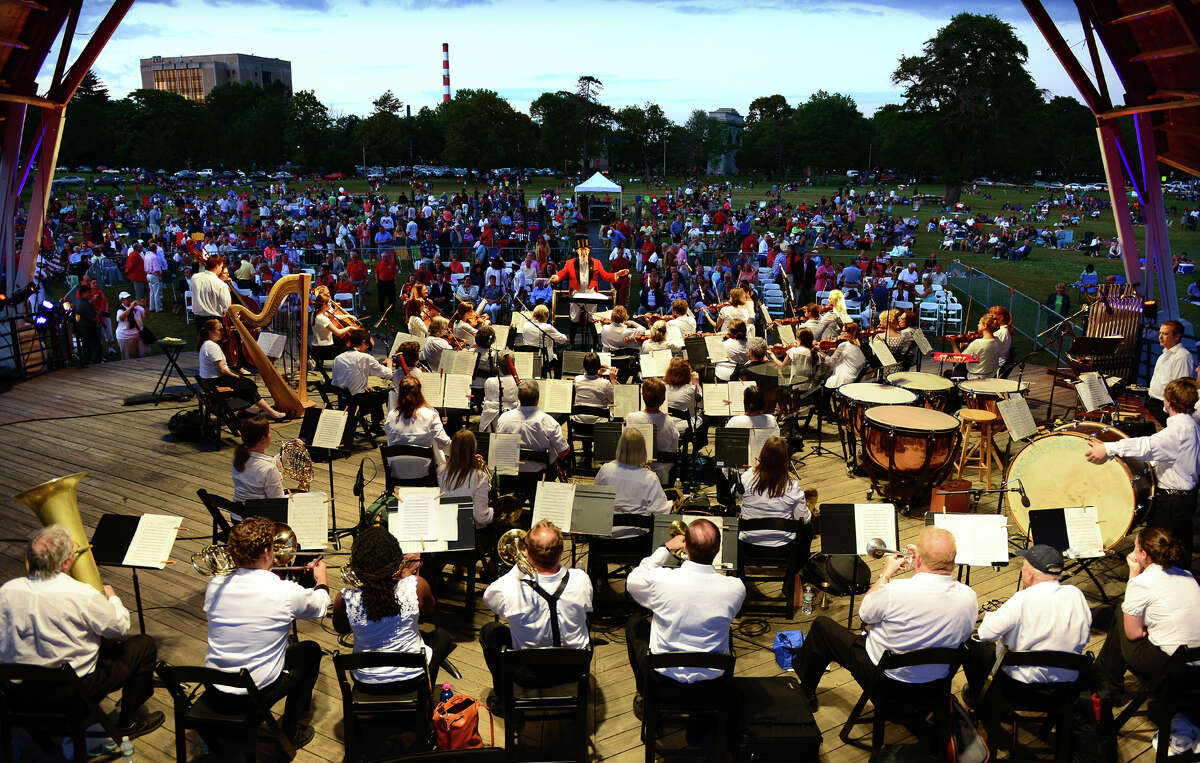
[332,526,454,689]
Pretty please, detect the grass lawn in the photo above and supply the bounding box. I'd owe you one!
[50,175,1200,359]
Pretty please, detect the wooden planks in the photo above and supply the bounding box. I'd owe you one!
[0,355,1153,761]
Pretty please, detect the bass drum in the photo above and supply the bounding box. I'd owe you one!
[1054,420,1128,443]
[887,371,956,411]
[1004,430,1153,549]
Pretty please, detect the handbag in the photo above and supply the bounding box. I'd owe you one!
[432,693,483,750]
[139,325,157,344]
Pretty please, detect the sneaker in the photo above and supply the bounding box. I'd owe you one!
[290,725,315,750]
[119,711,165,739]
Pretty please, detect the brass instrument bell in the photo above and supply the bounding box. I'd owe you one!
[497,528,538,577]
[667,518,689,561]
[865,537,913,561]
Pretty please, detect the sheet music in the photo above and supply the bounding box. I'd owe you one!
[748,426,780,464]
[612,384,641,418]
[933,513,1009,567]
[492,325,510,350]
[728,381,755,416]
[541,379,574,413]
[511,351,535,380]
[122,515,182,569]
[390,331,420,356]
[532,481,576,532]
[311,409,348,450]
[996,396,1038,441]
[627,421,656,457]
[442,374,473,410]
[443,350,476,377]
[639,349,670,378]
[1064,506,1105,558]
[1076,371,1115,412]
[420,372,445,408]
[287,491,329,550]
[488,432,521,475]
[703,383,730,416]
[511,311,529,332]
[390,489,439,541]
[257,331,286,359]
[598,351,613,369]
[705,335,729,363]
[777,324,796,345]
[912,329,933,355]
[853,503,897,555]
[870,338,897,367]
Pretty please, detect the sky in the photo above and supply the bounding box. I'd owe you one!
[48,0,1120,123]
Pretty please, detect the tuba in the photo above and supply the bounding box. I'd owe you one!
[497,528,538,577]
[13,473,104,592]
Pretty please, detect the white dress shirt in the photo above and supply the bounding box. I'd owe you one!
[859,572,977,682]
[573,374,613,424]
[716,338,749,381]
[718,304,756,338]
[993,325,1012,359]
[438,464,492,526]
[232,450,285,501]
[624,410,680,485]
[667,383,701,431]
[481,375,519,431]
[727,414,778,429]
[521,321,568,361]
[627,547,746,682]
[738,473,810,546]
[1105,413,1200,491]
[823,342,867,388]
[667,314,697,337]
[331,349,391,395]
[482,565,593,649]
[312,312,335,346]
[495,405,568,471]
[0,573,130,676]
[594,462,672,538]
[420,336,452,370]
[407,315,429,339]
[204,568,330,691]
[1150,342,1196,401]
[342,577,426,683]
[601,322,644,351]
[1123,564,1200,657]
[190,270,232,318]
[384,406,451,479]
[977,579,1091,682]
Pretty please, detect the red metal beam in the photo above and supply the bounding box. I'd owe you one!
[1022,0,1108,113]
[47,0,133,104]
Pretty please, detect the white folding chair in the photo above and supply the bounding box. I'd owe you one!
[184,291,194,323]
[941,302,964,333]
[919,301,941,332]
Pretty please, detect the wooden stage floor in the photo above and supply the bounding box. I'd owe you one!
[0,355,1162,762]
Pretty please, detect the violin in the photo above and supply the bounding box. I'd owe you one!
[770,343,796,359]
[818,338,851,353]
[774,317,801,326]
[635,312,669,323]
[940,330,982,345]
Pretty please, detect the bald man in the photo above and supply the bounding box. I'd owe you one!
[791,527,977,709]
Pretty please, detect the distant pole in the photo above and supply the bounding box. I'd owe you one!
[442,43,451,103]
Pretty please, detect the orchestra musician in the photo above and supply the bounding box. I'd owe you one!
[625,378,681,487]
[311,291,351,373]
[392,340,422,389]
[0,526,164,748]
[599,306,647,351]
[384,376,451,487]
[949,314,1001,379]
[815,289,851,341]
[480,520,593,714]
[878,309,916,367]
[640,322,672,355]
[715,318,750,382]
[664,357,704,438]
[780,328,817,378]
[738,436,813,602]
[197,319,289,420]
[666,299,697,350]
[231,416,286,503]
[1145,320,1195,424]
[480,361,520,432]
[549,240,630,347]
[404,298,429,340]
[799,303,822,338]
[494,380,571,503]
[590,428,673,584]
[201,516,328,751]
[572,351,617,425]
[420,316,454,371]
[438,430,493,529]
[717,287,757,338]
[625,518,746,714]
[331,526,455,688]
[988,305,1014,366]
[452,301,488,347]
[331,328,393,434]
[820,321,867,390]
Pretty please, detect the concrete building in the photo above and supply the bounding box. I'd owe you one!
[707,107,743,176]
[139,54,292,102]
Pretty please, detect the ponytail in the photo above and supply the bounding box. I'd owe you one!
[233,416,270,472]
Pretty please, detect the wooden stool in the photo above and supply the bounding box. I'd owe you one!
[957,408,1001,485]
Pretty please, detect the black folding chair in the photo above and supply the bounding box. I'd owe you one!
[0,663,122,763]
[333,651,433,761]
[500,646,593,763]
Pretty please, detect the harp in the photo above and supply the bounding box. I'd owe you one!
[1068,287,1145,383]
[225,273,312,416]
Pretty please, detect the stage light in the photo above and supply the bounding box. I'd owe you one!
[41,299,53,310]
[33,315,47,326]
[60,301,71,313]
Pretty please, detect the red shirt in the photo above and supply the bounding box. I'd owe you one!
[346,259,367,280]
[124,250,146,282]
[376,252,397,282]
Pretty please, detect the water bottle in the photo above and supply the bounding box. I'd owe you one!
[120,736,135,763]
[801,584,815,616]
[440,682,454,703]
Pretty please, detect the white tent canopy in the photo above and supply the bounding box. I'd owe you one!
[574,172,622,194]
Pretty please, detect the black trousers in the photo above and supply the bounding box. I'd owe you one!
[1146,397,1167,426]
[791,615,876,696]
[963,639,1079,743]
[479,622,580,700]
[65,635,157,727]
[377,279,396,319]
[76,326,103,367]
[204,375,263,405]
[1148,490,1196,562]
[1094,618,1172,698]
[624,613,730,703]
[202,640,323,738]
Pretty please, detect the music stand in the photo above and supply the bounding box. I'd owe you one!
[684,335,710,374]
[90,514,181,634]
[240,498,289,524]
[592,422,622,463]
[561,350,588,377]
[650,515,740,571]
[299,408,354,542]
[1027,507,1111,602]
[714,427,750,470]
[818,503,895,628]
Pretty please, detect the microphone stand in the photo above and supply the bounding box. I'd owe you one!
[934,479,1026,515]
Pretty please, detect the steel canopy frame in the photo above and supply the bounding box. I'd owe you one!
[1022,0,1197,322]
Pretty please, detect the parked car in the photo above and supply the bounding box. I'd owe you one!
[268,171,293,180]
[323,172,346,180]
[53,175,86,185]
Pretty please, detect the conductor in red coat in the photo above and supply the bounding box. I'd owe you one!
[549,241,630,347]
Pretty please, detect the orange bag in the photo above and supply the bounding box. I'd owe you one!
[432,693,483,750]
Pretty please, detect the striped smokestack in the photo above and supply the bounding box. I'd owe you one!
[442,43,451,103]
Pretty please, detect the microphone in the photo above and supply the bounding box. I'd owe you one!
[353,458,365,498]
[1016,478,1030,508]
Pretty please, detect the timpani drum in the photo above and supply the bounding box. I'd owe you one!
[862,406,962,475]
[957,378,1029,418]
[887,371,956,411]
[835,382,919,436]
[1003,430,1153,549]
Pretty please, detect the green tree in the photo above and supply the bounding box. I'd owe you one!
[531,91,587,171]
[112,89,206,169]
[61,71,113,167]
[440,88,537,170]
[892,12,1039,202]
[613,102,672,174]
[286,90,332,169]
[740,95,793,177]
[355,110,406,168]
[372,90,403,116]
[682,110,728,172]
[791,91,871,173]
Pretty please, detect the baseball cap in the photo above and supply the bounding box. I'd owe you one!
[118,291,132,299]
[1015,544,1063,575]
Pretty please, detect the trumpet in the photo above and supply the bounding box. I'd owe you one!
[667,518,689,561]
[497,528,538,577]
[865,537,914,562]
